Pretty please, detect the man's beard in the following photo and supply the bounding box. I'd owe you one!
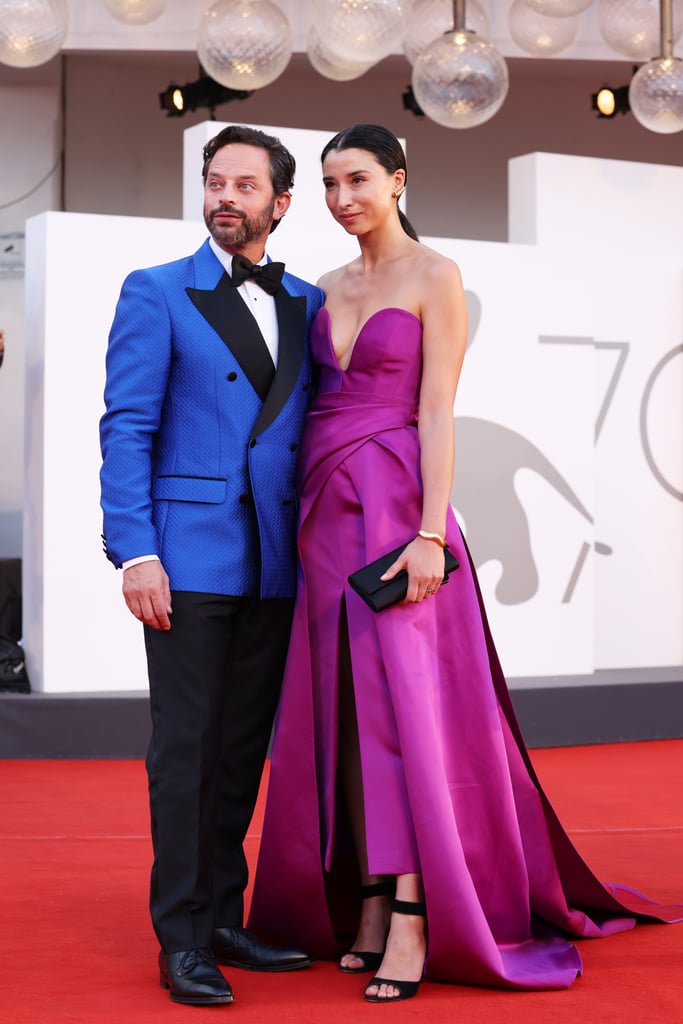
[205,198,277,249]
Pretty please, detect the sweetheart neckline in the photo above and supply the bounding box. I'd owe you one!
[320,306,421,373]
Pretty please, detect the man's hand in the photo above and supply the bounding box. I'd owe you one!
[122,560,172,631]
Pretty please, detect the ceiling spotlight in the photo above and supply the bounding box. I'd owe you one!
[159,75,253,118]
[591,84,631,118]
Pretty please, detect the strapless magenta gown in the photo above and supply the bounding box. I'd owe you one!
[248,308,679,990]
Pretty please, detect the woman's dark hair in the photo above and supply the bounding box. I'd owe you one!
[321,123,419,240]
[202,125,296,233]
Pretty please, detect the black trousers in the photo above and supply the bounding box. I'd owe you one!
[143,591,294,953]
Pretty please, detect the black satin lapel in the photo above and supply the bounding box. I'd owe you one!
[186,273,275,401]
[250,289,307,439]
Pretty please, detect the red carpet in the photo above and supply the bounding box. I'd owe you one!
[1,741,681,1023]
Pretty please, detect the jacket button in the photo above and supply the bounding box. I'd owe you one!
[282,498,294,506]
[289,442,298,452]
[250,439,257,448]
[227,371,237,381]
[239,493,250,504]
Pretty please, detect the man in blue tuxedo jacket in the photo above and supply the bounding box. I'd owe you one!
[100,125,324,1006]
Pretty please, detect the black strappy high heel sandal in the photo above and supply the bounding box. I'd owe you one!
[339,880,395,974]
[364,897,427,1003]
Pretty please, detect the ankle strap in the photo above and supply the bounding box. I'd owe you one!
[361,880,395,900]
[392,898,426,916]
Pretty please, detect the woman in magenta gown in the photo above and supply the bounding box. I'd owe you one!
[248,125,679,1002]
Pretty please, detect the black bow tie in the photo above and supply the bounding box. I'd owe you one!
[230,254,285,295]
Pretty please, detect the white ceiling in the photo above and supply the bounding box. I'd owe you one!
[63,1,642,64]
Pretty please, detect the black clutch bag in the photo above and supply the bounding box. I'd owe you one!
[348,543,459,613]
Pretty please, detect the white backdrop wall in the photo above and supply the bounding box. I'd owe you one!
[23,123,683,693]
[0,83,61,557]
[509,154,683,670]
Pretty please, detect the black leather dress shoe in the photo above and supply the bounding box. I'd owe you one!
[159,948,234,1005]
[212,927,314,972]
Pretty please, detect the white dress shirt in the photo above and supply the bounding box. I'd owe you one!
[209,237,279,367]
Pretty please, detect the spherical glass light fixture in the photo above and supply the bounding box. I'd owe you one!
[307,25,375,80]
[598,0,683,61]
[412,30,509,129]
[197,0,292,91]
[629,56,683,132]
[0,0,68,68]
[312,0,406,65]
[403,0,489,66]
[105,0,166,24]
[509,0,578,55]
[523,0,593,15]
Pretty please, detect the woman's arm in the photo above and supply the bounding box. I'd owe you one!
[417,254,468,539]
[381,254,468,602]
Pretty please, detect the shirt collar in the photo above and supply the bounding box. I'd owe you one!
[208,236,267,278]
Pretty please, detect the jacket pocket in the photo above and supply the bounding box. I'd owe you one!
[152,475,227,503]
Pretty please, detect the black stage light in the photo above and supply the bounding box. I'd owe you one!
[159,76,253,118]
[590,67,638,119]
[591,83,631,118]
[402,84,425,118]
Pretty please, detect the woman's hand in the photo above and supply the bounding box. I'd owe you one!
[380,535,445,603]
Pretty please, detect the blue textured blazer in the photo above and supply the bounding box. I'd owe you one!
[100,238,324,599]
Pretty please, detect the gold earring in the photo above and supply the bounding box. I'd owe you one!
[392,186,405,199]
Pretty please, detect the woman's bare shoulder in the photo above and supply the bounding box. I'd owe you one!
[316,260,358,292]
[417,243,463,285]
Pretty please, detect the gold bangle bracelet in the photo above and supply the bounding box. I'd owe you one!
[417,529,446,548]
